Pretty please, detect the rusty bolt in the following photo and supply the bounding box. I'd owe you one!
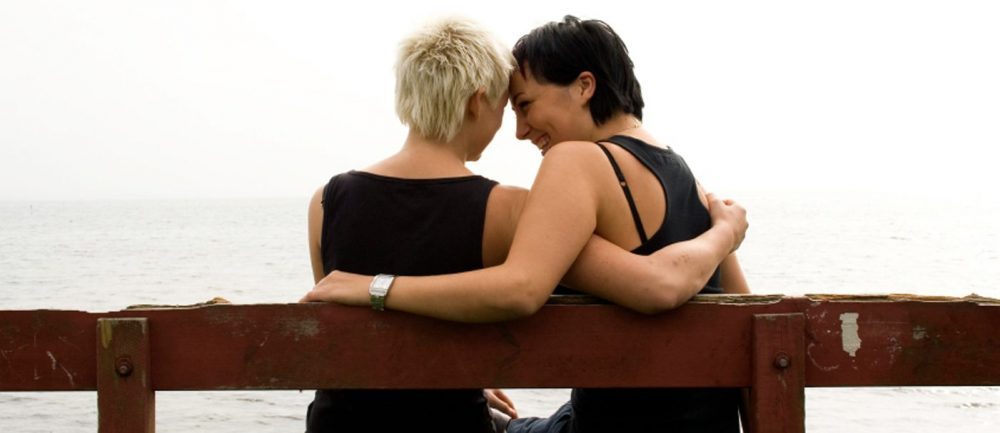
[115,357,134,377]
[773,353,791,370]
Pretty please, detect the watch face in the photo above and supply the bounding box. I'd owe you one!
[371,275,393,295]
[369,274,394,311]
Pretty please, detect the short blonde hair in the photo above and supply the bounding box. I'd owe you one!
[395,17,514,142]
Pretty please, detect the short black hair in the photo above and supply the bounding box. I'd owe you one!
[512,15,644,125]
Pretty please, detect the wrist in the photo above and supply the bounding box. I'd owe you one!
[709,222,738,256]
[369,274,396,311]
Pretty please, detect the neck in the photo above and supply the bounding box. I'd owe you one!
[364,130,473,179]
[589,113,643,142]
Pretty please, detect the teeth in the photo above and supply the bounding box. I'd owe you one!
[539,136,551,155]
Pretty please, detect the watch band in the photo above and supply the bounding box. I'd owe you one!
[369,274,395,311]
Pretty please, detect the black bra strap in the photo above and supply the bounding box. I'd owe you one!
[595,142,648,244]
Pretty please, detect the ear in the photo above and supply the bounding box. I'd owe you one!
[575,71,596,102]
[467,88,486,119]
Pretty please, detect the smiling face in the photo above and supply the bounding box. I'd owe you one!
[509,67,595,155]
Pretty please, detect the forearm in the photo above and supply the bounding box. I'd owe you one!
[384,265,542,323]
[563,223,735,314]
[306,261,554,323]
[666,222,739,292]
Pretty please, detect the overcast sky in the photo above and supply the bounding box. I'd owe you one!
[2,0,998,201]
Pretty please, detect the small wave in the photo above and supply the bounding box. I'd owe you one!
[234,397,267,403]
[956,402,999,409]
[260,414,303,421]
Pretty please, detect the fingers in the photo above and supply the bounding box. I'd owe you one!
[484,389,518,418]
[493,388,515,409]
[704,193,748,253]
[706,193,740,212]
[299,290,319,303]
[705,192,718,210]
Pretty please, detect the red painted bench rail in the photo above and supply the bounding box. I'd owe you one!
[2,295,998,391]
[1,295,998,433]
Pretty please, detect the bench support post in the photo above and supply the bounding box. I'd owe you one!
[97,318,154,433]
[750,313,806,433]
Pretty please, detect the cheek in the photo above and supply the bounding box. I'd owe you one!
[525,108,547,128]
[534,108,566,136]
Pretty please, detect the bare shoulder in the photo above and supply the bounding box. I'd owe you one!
[308,184,326,220]
[544,140,607,162]
[307,183,327,263]
[539,141,617,182]
[488,184,529,208]
[483,184,529,266]
[310,184,325,205]
[486,184,529,224]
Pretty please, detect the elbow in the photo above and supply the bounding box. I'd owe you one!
[502,294,543,319]
[634,275,699,315]
[494,270,547,319]
[634,291,683,315]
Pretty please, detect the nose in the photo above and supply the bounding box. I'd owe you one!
[514,112,530,141]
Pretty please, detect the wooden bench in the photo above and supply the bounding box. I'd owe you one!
[2,294,998,432]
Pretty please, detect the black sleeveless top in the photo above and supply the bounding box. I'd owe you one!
[568,136,739,433]
[305,170,498,433]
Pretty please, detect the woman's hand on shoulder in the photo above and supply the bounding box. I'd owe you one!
[300,270,371,306]
[705,193,748,253]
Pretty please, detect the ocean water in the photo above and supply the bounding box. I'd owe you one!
[1,194,998,432]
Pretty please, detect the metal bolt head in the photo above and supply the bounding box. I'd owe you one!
[115,357,134,377]
[774,353,791,369]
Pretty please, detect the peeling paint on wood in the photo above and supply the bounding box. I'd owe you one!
[807,293,1000,304]
[125,296,232,310]
[689,294,785,304]
[839,313,861,357]
[99,320,113,349]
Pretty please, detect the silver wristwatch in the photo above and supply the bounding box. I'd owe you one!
[369,274,395,311]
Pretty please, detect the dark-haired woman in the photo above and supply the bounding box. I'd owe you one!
[304,15,748,432]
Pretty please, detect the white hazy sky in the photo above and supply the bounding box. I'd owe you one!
[2,0,998,201]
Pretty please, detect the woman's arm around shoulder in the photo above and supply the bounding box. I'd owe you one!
[303,141,617,322]
[561,193,748,313]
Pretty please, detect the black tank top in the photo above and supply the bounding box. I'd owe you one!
[569,136,739,433]
[305,170,498,433]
